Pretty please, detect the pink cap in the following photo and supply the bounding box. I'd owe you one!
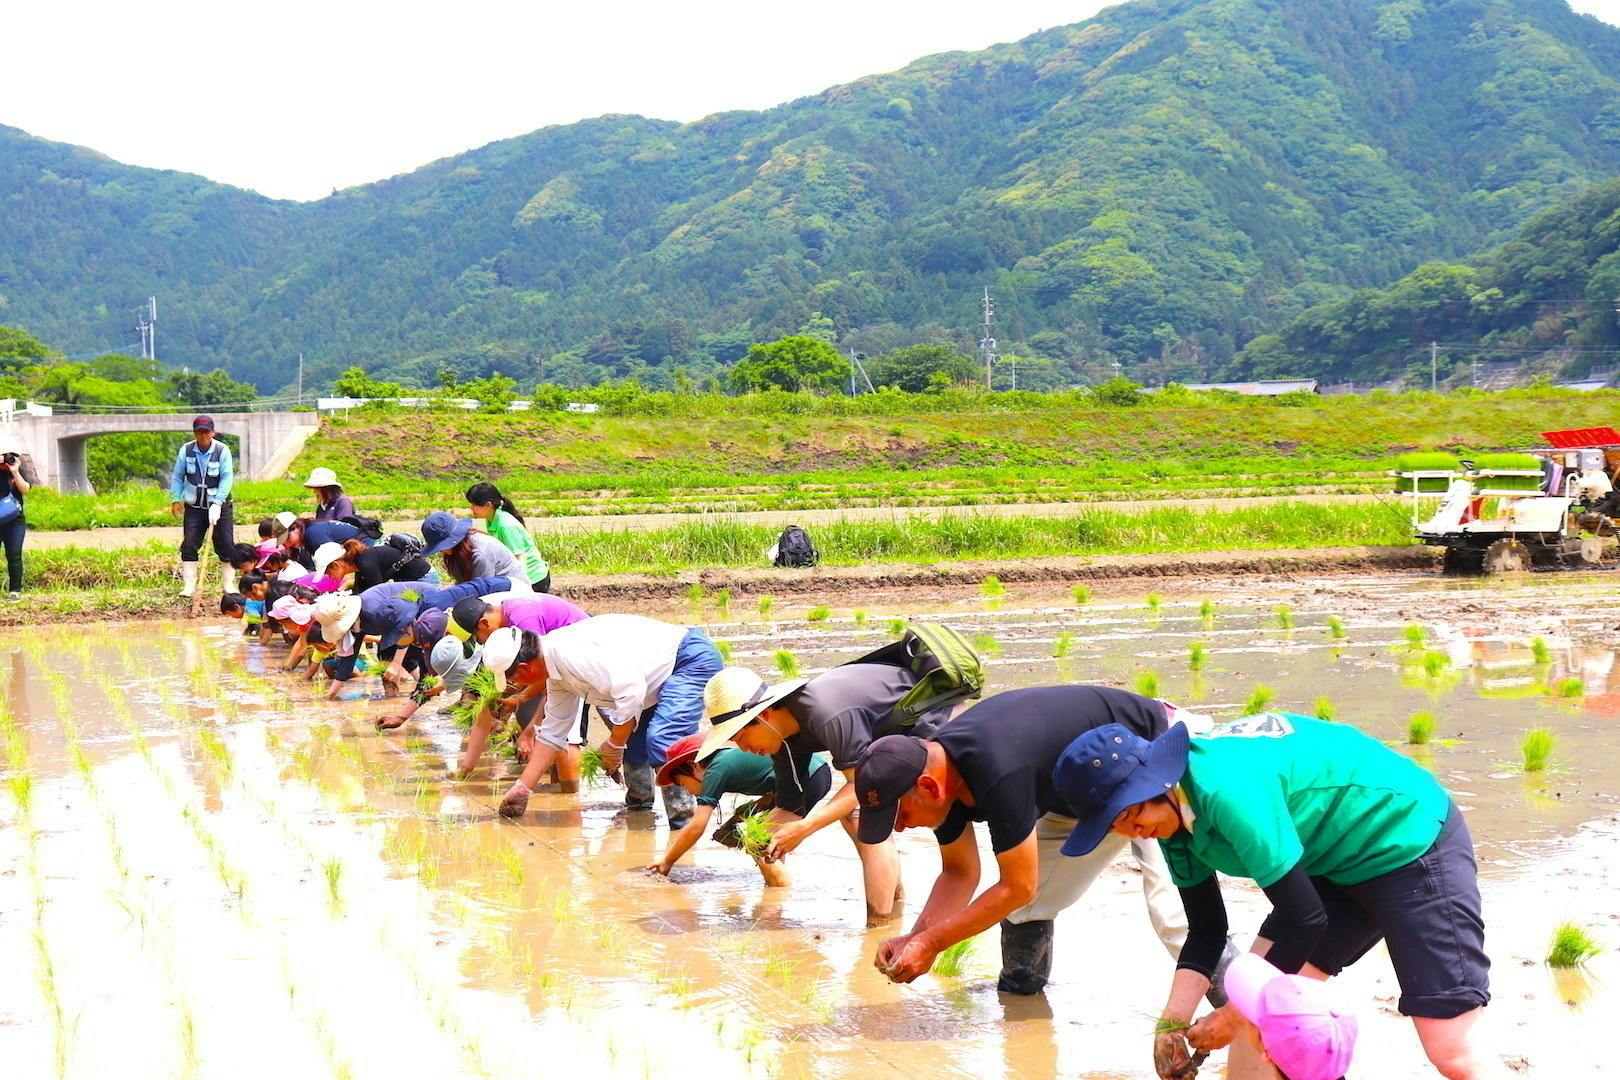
[1224,954,1357,1080]
[254,539,280,568]
[269,596,313,626]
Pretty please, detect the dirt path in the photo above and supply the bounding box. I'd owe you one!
[25,492,1385,551]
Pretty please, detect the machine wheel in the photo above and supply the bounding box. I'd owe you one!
[1484,539,1531,574]
[1442,547,1485,574]
[1580,536,1607,565]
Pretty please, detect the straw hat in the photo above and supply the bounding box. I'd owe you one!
[699,667,807,759]
[312,593,362,640]
[302,467,342,489]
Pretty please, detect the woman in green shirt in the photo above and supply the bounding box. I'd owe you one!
[466,481,550,591]
[1055,713,1505,1080]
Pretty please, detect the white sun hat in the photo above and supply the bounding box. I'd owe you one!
[302,467,341,489]
[313,593,362,641]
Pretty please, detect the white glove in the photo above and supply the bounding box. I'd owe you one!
[208,503,222,526]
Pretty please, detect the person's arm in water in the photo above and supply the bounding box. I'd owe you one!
[875,827,1039,982]
[457,702,499,776]
[768,768,858,858]
[650,802,716,875]
[283,631,309,672]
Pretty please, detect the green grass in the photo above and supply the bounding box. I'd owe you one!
[1521,727,1555,772]
[980,575,1005,598]
[1071,584,1091,605]
[1547,922,1602,968]
[1187,642,1207,671]
[1243,685,1275,715]
[806,605,830,623]
[1530,637,1552,664]
[1052,631,1074,659]
[1313,696,1336,722]
[1134,670,1160,698]
[1275,605,1294,629]
[773,650,800,678]
[1407,711,1437,745]
[931,934,980,977]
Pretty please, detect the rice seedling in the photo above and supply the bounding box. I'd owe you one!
[1422,651,1450,678]
[1198,598,1215,625]
[1145,593,1163,614]
[493,844,525,885]
[447,666,500,730]
[971,632,1002,656]
[713,588,731,611]
[1133,670,1160,698]
[1403,623,1427,651]
[1325,615,1347,640]
[685,582,706,602]
[1406,711,1437,745]
[773,650,800,678]
[1546,921,1602,968]
[806,605,830,623]
[887,618,906,636]
[1530,636,1552,664]
[1551,677,1584,699]
[1071,583,1091,605]
[1242,685,1275,715]
[931,934,979,976]
[980,575,1005,598]
[9,772,32,816]
[578,746,608,786]
[763,946,800,985]
[1313,697,1336,722]
[714,639,734,663]
[757,595,774,616]
[321,857,344,908]
[853,609,869,627]
[1187,642,1207,671]
[735,811,775,860]
[1274,605,1294,630]
[1052,631,1074,659]
[1521,727,1555,772]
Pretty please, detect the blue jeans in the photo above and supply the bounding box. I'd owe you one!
[625,628,723,768]
[0,512,23,592]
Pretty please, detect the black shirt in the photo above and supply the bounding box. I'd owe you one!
[934,685,1168,854]
[351,543,431,592]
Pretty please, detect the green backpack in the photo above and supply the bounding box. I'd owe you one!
[852,622,986,735]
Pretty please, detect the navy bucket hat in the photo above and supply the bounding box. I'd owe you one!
[1054,722,1190,857]
[419,511,473,557]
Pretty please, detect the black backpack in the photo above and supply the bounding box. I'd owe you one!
[341,514,385,540]
[773,525,819,568]
[384,533,425,574]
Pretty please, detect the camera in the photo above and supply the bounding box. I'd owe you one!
[0,453,17,469]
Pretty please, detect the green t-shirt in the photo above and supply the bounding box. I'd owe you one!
[1160,713,1451,890]
[698,747,826,807]
[487,508,548,583]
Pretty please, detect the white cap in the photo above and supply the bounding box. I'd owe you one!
[313,593,361,641]
[273,510,298,532]
[481,626,522,693]
[311,542,346,578]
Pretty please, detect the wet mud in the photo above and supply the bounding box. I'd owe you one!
[0,571,1616,1077]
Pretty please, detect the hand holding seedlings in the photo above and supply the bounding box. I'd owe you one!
[874,933,937,983]
[1152,1023,1200,1080]
[765,818,810,861]
[498,780,532,818]
[597,737,627,774]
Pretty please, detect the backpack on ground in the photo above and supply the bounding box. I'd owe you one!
[342,514,385,540]
[772,525,819,568]
[852,622,986,735]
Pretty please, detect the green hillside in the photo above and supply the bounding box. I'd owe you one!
[2,0,1619,391]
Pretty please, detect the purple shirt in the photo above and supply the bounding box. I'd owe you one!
[502,595,589,636]
[314,493,356,522]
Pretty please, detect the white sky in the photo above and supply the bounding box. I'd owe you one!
[9,0,1620,202]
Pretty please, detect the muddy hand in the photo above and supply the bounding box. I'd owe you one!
[878,936,936,983]
[1187,1004,1240,1051]
[497,780,532,818]
[766,819,808,861]
[1153,1030,1196,1079]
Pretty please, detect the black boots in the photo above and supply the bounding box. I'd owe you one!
[997,919,1055,995]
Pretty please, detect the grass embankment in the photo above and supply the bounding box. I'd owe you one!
[27,387,1614,531]
[10,504,1409,615]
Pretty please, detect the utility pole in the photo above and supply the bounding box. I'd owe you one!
[980,287,997,390]
[1471,357,1480,388]
[1430,341,1438,392]
[297,353,305,407]
[148,297,157,364]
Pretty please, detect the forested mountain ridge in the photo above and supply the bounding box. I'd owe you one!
[2,0,1619,392]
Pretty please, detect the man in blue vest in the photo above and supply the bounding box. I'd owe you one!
[169,415,236,600]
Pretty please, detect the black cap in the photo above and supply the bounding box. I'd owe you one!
[854,735,929,845]
[450,595,489,637]
[192,414,215,431]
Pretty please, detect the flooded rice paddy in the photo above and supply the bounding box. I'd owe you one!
[1,571,1617,1078]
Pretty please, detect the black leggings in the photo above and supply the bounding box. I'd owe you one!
[180,500,235,562]
[0,513,24,592]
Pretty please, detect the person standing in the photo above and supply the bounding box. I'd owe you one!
[302,467,355,521]
[169,415,235,599]
[0,447,37,600]
[466,481,550,591]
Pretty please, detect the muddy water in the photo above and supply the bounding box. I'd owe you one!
[0,572,1616,1078]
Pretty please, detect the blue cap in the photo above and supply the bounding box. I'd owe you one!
[1054,723,1190,857]
[419,511,472,557]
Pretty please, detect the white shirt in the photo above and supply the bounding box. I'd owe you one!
[535,614,687,749]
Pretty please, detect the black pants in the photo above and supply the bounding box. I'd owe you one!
[0,513,24,593]
[180,501,235,562]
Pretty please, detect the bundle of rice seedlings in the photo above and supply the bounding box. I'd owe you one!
[1134,670,1160,698]
[1403,624,1427,651]
[1052,631,1074,659]
[713,589,731,610]
[774,650,800,677]
[757,595,775,616]
[735,811,775,860]
[1199,599,1215,626]
[1187,642,1208,671]
[1521,727,1556,772]
[1406,711,1437,745]
[1313,697,1336,722]
[578,746,607,786]
[806,605,831,623]
[448,666,500,730]
[1145,593,1163,614]
[853,610,869,627]
[931,934,979,976]
[685,583,706,602]
[1530,637,1552,664]
[1546,921,1602,968]
[418,674,442,693]
[1551,677,1583,699]
[1275,605,1294,630]
[714,639,734,662]
[971,633,1002,656]
[1243,685,1275,715]
[980,575,1005,598]
[1325,615,1347,640]
[887,618,906,636]
[1071,584,1091,605]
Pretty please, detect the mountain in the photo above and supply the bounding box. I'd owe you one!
[1235,177,1620,384]
[2,0,1619,391]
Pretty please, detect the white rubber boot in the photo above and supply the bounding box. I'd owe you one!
[221,565,238,595]
[179,561,199,598]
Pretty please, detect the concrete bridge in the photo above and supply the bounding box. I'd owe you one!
[1,411,318,493]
